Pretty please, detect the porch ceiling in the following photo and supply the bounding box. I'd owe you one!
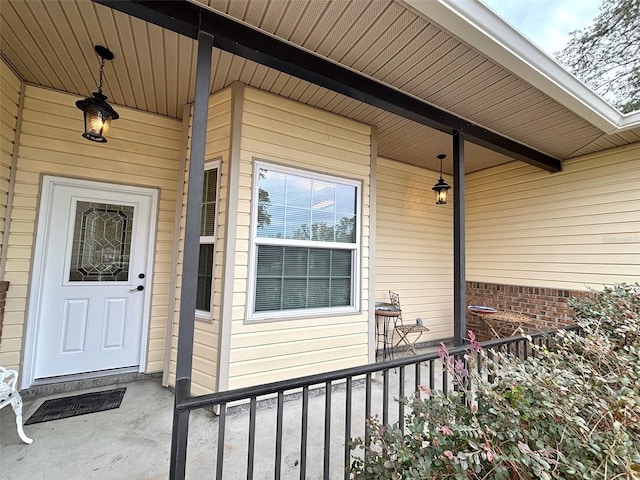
[2,0,638,174]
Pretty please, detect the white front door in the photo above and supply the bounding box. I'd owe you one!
[30,177,157,381]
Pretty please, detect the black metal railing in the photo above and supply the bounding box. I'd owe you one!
[170,327,576,480]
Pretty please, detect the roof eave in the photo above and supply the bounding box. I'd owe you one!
[404,0,640,134]
[95,0,561,172]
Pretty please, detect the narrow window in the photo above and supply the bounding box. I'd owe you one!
[196,164,219,314]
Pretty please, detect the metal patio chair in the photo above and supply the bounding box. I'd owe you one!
[388,291,430,357]
[0,366,32,444]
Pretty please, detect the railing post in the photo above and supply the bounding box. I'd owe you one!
[344,378,353,480]
[216,404,227,479]
[275,392,284,480]
[169,407,191,480]
[323,381,332,480]
[398,366,405,431]
[300,386,309,480]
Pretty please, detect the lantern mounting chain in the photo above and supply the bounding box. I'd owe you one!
[94,45,114,97]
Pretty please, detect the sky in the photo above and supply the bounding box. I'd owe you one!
[481,0,601,57]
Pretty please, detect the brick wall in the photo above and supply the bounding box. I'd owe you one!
[466,281,585,342]
[0,281,8,346]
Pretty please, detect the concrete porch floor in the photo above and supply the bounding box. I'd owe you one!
[1,348,447,479]
[2,378,184,480]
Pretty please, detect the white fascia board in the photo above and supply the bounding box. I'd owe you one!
[621,109,640,129]
[402,0,640,133]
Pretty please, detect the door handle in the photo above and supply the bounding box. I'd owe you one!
[129,285,144,292]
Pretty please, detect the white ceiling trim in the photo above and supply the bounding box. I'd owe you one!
[402,0,640,134]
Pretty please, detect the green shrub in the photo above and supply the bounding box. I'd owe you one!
[350,284,640,479]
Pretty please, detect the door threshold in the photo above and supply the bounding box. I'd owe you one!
[23,368,159,398]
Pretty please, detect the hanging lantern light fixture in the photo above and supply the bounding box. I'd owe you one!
[432,153,451,205]
[76,45,119,143]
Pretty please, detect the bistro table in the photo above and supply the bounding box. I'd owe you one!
[468,306,533,339]
[375,302,401,360]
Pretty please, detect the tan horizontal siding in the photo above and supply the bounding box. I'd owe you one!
[1,60,21,272]
[0,85,182,373]
[466,144,640,290]
[375,157,454,339]
[168,88,232,394]
[226,86,372,390]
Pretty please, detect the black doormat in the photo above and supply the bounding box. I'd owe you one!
[25,387,126,425]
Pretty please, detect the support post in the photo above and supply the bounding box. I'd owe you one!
[169,30,213,480]
[453,131,466,346]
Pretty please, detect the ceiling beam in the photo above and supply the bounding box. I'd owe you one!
[96,0,562,172]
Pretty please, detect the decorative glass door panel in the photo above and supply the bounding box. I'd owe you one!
[69,201,134,282]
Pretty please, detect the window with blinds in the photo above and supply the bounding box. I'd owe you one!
[196,163,219,314]
[250,163,360,319]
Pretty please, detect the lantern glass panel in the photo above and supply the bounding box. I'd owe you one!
[435,188,447,204]
[83,108,112,142]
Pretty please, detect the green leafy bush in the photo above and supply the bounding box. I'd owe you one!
[350,284,640,479]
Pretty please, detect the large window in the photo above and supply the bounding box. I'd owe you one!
[196,163,219,315]
[250,162,360,319]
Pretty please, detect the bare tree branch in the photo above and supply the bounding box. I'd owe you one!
[555,0,640,113]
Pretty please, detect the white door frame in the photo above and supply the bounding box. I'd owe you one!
[22,176,159,389]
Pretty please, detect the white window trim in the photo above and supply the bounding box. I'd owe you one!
[195,160,221,321]
[247,160,362,322]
